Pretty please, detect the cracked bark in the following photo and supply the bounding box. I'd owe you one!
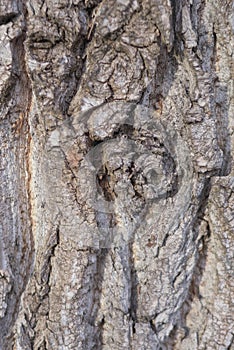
[0,0,233,349]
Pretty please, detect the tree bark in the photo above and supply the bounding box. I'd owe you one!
[0,0,233,349]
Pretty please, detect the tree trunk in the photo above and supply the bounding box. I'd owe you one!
[0,0,233,349]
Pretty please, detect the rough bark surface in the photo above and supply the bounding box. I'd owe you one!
[0,0,233,349]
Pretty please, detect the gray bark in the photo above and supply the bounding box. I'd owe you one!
[0,0,233,349]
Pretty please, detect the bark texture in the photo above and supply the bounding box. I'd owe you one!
[0,0,233,349]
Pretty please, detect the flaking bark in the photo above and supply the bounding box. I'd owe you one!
[0,0,233,349]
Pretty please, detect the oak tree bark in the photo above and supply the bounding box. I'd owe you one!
[0,0,233,349]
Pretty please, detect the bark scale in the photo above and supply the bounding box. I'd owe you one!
[0,0,233,349]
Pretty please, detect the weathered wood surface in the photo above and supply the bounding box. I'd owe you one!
[0,0,233,349]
